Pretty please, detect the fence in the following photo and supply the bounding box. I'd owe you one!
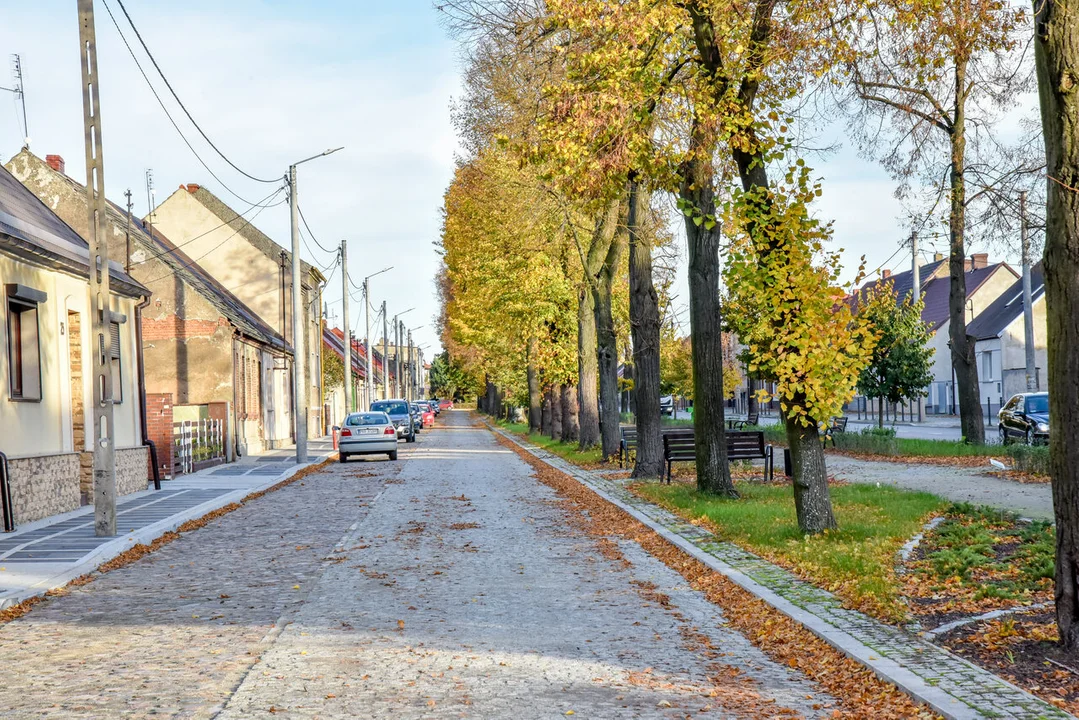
[173,418,226,475]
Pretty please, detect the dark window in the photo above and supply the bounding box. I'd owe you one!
[109,322,123,404]
[7,299,41,400]
[1026,395,1049,414]
[346,413,391,427]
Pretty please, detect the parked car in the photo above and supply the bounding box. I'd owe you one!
[411,402,434,429]
[998,392,1050,446]
[369,399,415,443]
[660,395,674,416]
[438,399,453,411]
[418,402,436,426]
[338,411,398,462]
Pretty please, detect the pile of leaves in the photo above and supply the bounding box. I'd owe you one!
[901,504,1054,627]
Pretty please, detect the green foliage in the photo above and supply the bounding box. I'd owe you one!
[856,281,935,408]
[1004,444,1051,475]
[322,345,344,394]
[429,351,477,401]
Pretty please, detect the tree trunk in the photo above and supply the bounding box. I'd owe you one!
[594,209,627,463]
[680,118,735,497]
[551,384,563,440]
[878,394,885,429]
[747,374,758,415]
[484,379,498,417]
[785,407,837,533]
[577,284,601,449]
[628,177,665,479]
[540,387,552,436]
[561,383,580,443]
[948,59,985,445]
[527,337,541,431]
[1034,0,1079,651]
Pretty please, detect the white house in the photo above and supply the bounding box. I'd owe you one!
[0,163,148,526]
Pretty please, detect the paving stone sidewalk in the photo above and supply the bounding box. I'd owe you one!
[0,440,335,609]
[489,425,1074,720]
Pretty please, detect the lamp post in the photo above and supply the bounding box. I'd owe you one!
[361,267,392,409]
[392,307,414,398]
[288,146,342,463]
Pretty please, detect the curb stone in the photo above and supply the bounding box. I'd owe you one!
[487,423,1074,720]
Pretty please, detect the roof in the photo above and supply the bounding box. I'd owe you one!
[858,259,1017,332]
[967,262,1045,340]
[0,163,146,298]
[7,150,286,351]
[323,325,367,380]
[182,185,324,287]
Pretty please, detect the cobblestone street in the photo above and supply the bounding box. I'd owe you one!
[0,411,838,719]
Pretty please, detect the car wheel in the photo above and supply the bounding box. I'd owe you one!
[1026,428,1036,446]
[388,451,398,461]
[339,452,348,463]
[999,425,1009,445]
[407,432,415,444]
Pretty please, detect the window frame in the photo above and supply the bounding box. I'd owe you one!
[109,321,123,405]
[7,297,42,402]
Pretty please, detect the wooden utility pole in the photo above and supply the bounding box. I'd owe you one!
[77,0,117,537]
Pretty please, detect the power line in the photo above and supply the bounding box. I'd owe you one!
[100,0,277,207]
[112,0,279,184]
[297,204,336,254]
[130,185,286,267]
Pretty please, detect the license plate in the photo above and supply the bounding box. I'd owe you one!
[359,428,378,435]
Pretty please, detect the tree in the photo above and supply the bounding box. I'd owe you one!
[1032,0,1079,653]
[845,0,1031,444]
[856,282,935,428]
[724,167,877,532]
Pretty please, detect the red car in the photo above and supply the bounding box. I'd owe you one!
[438,399,453,411]
[414,402,435,428]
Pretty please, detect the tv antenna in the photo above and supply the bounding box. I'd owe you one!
[0,54,29,148]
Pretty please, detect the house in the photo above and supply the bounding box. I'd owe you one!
[149,184,325,447]
[6,150,291,464]
[322,325,366,429]
[855,253,1019,415]
[967,262,1047,406]
[0,162,148,525]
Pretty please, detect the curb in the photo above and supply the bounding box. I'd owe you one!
[0,456,332,611]
[487,424,1073,720]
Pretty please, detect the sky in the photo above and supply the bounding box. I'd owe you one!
[0,2,1040,353]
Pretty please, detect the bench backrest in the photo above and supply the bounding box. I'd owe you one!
[746,412,759,426]
[663,430,766,459]
[620,426,638,446]
[832,416,849,431]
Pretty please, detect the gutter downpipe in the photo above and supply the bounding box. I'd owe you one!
[135,295,162,490]
[0,450,13,532]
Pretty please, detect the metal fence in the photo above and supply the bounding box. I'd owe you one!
[173,418,225,475]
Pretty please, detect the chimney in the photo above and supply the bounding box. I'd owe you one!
[933,252,944,262]
[970,253,989,270]
[186,184,200,194]
[881,269,891,279]
[45,154,65,174]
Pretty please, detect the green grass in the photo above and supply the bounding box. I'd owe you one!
[634,480,944,621]
[496,420,605,465]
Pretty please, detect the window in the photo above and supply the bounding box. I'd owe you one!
[109,322,123,404]
[7,299,41,401]
[980,351,994,381]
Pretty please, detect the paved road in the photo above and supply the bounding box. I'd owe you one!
[0,410,837,719]
[826,455,1053,520]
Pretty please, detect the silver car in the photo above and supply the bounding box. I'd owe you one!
[338,411,398,462]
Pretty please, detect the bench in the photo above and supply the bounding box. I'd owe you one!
[663,430,773,483]
[619,426,694,468]
[823,416,849,448]
[727,411,759,430]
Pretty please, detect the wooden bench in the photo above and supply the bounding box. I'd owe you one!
[727,411,759,430]
[663,430,773,483]
[619,426,694,468]
[823,416,849,448]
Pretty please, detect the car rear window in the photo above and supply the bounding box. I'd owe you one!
[346,413,390,426]
[371,401,408,415]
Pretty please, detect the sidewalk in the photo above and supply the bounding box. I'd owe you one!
[489,425,1073,720]
[0,439,335,610]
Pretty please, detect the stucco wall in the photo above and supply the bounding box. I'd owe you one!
[6,452,81,525]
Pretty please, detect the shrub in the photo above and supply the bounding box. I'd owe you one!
[1004,444,1050,476]
[831,426,900,455]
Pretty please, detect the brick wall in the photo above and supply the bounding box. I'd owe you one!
[146,393,174,479]
[6,453,81,525]
[141,315,230,341]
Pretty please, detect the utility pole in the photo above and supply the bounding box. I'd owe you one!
[341,239,351,415]
[124,189,133,274]
[395,320,402,398]
[407,330,414,402]
[78,0,116,537]
[911,229,924,422]
[288,165,307,463]
[286,147,342,461]
[1021,191,1038,390]
[382,302,389,400]
[363,279,372,410]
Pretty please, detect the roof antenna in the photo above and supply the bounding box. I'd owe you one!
[145,168,155,240]
[1,54,28,149]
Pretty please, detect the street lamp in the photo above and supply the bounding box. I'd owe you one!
[406,325,425,402]
[289,146,342,464]
[392,307,414,398]
[362,266,392,410]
